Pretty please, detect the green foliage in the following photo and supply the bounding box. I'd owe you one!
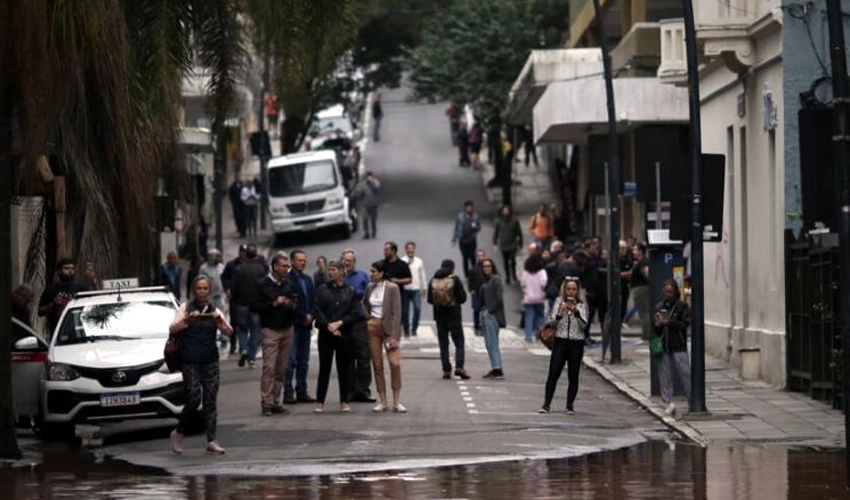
[408,0,567,128]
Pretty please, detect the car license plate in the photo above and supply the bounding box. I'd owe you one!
[101,392,140,407]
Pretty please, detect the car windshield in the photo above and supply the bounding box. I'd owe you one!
[313,116,352,135]
[269,160,338,196]
[55,301,176,346]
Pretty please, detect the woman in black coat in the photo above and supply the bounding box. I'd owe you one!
[653,280,691,416]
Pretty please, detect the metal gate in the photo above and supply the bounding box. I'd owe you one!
[785,231,842,409]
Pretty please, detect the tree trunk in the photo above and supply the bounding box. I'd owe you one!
[0,96,22,461]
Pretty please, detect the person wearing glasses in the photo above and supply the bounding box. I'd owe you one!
[539,277,587,415]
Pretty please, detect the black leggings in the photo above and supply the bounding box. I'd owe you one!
[543,338,584,410]
[316,331,352,404]
[178,361,220,442]
[501,250,517,282]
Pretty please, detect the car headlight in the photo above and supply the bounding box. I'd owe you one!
[327,196,343,209]
[48,363,81,381]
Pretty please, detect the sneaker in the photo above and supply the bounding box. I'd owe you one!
[262,407,273,417]
[443,372,451,380]
[372,403,388,412]
[566,408,576,415]
[170,429,183,454]
[206,441,226,454]
[454,368,471,380]
[238,351,247,367]
[393,403,407,413]
[297,394,316,403]
[482,370,496,379]
[283,395,297,405]
[248,360,257,369]
[492,369,504,378]
[340,403,352,413]
[270,405,288,415]
[314,404,324,413]
[538,406,550,414]
[665,403,676,416]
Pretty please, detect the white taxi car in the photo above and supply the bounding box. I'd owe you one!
[40,286,183,435]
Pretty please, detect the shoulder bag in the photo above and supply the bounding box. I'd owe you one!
[538,323,556,350]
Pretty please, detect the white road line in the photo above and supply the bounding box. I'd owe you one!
[466,403,476,408]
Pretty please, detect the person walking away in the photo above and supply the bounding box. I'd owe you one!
[252,252,303,416]
[160,252,183,302]
[342,249,376,403]
[284,250,316,404]
[445,101,461,146]
[168,276,233,454]
[468,118,484,169]
[457,117,471,167]
[221,244,248,355]
[313,260,360,413]
[520,253,548,343]
[479,258,505,378]
[631,242,651,343]
[466,250,486,335]
[523,125,538,167]
[653,280,691,416]
[38,258,89,336]
[363,261,405,412]
[580,238,608,342]
[314,256,329,289]
[618,240,634,328]
[241,179,260,237]
[427,259,469,380]
[492,205,522,284]
[451,200,481,279]
[401,241,427,337]
[230,244,267,368]
[539,277,587,414]
[228,172,246,238]
[528,204,555,250]
[356,171,381,239]
[372,93,383,142]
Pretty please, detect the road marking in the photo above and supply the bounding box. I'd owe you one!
[463,397,473,402]
[466,403,476,408]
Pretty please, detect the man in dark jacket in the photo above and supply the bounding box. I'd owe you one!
[230,244,267,368]
[466,249,486,335]
[220,244,248,354]
[284,249,316,404]
[253,251,303,416]
[427,259,470,380]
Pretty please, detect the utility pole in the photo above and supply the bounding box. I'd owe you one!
[825,0,850,489]
[681,0,707,413]
[592,0,622,363]
[213,131,226,254]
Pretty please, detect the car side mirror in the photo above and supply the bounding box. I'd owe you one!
[14,336,40,350]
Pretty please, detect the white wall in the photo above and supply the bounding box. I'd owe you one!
[699,26,786,386]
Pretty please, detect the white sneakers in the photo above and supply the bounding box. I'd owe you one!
[665,403,676,416]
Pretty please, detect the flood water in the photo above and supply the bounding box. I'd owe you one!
[1,441,847,499]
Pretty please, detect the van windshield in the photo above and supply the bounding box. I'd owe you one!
[269,160,338,196]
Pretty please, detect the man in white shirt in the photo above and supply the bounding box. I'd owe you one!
[401,241,428,337]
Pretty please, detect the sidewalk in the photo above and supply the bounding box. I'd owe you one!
[477,155,846,449]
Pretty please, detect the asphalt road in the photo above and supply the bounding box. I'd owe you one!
[73,88,665,476]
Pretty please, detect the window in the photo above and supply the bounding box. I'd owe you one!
[56,301,176,346]
[269,160,338,197]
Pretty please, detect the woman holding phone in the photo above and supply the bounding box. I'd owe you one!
[539,277,587,414]
[653,280,691,416]
[168,275,233,454]
[363,261,405,413]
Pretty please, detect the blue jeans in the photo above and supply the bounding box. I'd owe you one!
[401,289,422,336]
[523,303,545,342]
[481,310,502,370]
[284,325,312,398]
[235,305,261,361]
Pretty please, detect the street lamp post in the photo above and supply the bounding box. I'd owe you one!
[592,0,622,363]
[681,0,707,413]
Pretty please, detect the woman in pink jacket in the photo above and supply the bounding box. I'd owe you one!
[520,253,548,343]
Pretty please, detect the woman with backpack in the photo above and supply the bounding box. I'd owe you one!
[539,277,587,415]
[427,259,469,380]
[479,258,506,379]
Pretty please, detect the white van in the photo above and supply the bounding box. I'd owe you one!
[267,150,354,238]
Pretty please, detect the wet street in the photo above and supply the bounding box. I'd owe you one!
[3,88,849,498]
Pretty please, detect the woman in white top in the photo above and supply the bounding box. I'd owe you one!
[362,260,404,413]
[520,253,548,343]
[240,179,260,236]
[401,241,428,337]
[539,277,588,415]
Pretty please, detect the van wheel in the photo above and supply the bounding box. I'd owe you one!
[340,223,352,240]
[273,232,285,248]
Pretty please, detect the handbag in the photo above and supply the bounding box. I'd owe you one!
[649,335,664,358]
[164,332,182,372]
[538,323,556,350]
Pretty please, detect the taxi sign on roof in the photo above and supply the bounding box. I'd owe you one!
[101,278,140,289]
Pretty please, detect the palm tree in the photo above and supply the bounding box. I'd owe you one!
[0,0,245,459]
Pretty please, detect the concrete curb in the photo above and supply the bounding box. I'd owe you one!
[582,357,709,447]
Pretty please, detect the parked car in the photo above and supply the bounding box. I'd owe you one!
[38,286,183,436]
[267,150,357,239]
[11,317,48,428]
[309,104,362,144]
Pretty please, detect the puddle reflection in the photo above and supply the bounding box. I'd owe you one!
[1,441,846,499]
